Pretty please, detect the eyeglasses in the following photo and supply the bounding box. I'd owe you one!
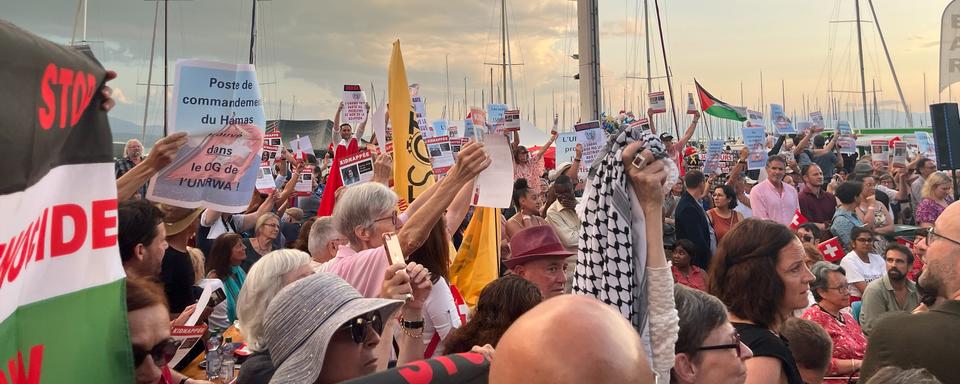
[927,227,960,248]
[825,284,852,294]
[696,332,744,357]
[132,338,178,367]
[375,212,398,227]
[855,237,873,243]
[339,313,384,344]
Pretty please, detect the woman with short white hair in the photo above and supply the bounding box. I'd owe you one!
[236,249,314,352]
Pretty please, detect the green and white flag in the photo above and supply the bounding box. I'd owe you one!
[0,20,130,382]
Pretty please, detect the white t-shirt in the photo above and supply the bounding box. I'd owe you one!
[421,277,462,357]
[840,251,886,298]
[734,192,753,218]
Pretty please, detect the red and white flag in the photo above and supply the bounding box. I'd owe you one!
[790,209,808,230]
[818,237,844,263]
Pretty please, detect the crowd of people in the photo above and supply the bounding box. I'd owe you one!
[106,76,960,384]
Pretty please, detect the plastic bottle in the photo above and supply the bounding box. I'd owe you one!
[205,329,223,381]
[220,336,237,382]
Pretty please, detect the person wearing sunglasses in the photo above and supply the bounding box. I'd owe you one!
[672,284,753,384]
[861,202,960,383]
[801,262,866,383]
[126,277,209,384]
[796,223,822,247]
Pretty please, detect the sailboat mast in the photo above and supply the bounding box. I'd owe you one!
[644,0,652,95]
[854,0,870,129]
[653,0,679,135]
[249,0,257,65]
[163,0,168,136]
[141,0,160,142]
[445,54,451,119]
[501,0,508,105]
[866,0,912,127]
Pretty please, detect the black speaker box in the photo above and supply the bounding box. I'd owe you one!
[929,103,960,170]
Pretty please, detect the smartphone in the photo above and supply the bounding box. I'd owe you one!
[207,287,227,309]
[383,232,405,266]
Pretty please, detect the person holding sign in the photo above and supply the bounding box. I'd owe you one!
[648,109,701,166]
[512,116,559,198]
[331,101,371,153]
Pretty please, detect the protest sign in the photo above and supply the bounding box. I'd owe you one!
[487,103,508,124]
[916,131,937,161]
[574,120,607,179]
[628,118,651,132]
[431,119,449,138]
[263,130,282,147]
[261,144,279,163]
[1,22,131,381]
[255,161,276,193]
[810,111,824,128]
[472,134,514,208]
[464,119,477,140]
[341,84,368,125]
[703,140,725,174]
[290,134,313,161]
[372,97,389,154]
[555,132,579,168]
[168,325,207,369]
[838,120,853,135]
[447,120,462,138]
[412,96,430,136]
[338,152,374,187]
[892,141,908,168]
[797,121,813,135]
[649,91,666,113]
[770,104,795,134]
[469,107,487,127]
[450,137,466,159]
[686,93,697,114]
[870,140,889,167]
[743,127,768,170]
[838,136,857,155]
[504,109,521,132]
[295,164,315,196]
[747,110,764,128]
[426,135,455,178]
[147,59,266,212]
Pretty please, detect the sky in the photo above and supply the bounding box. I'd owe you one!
[1,0,952,140]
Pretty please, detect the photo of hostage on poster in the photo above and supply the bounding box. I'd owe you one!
[338,151,375,187]
[147,59,266,212]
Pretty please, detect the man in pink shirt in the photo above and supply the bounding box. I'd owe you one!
[750,154,800,226]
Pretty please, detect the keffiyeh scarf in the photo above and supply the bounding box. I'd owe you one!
[573,124,679,333]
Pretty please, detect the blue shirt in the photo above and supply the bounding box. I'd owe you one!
[830,208,863,252]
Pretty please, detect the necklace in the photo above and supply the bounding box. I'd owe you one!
[815,303,845,324]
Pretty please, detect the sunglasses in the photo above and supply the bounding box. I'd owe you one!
[696,332,744,357]
[339,313,384,344]
[132,338,178,367]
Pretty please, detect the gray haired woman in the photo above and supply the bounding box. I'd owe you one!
[672,284,753,384]
[800,261,867,381]
[236,249,314,352]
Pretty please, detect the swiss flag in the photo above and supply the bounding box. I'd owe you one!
[818,237,844,263]
[790,209,808,230]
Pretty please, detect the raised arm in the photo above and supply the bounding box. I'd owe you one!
[116,132,188,201]
[239,192,277,231]
[726,148,749,186]
[331,102,344,149]
[811,129,840,157]
[445,179,476,236]
[274,162,303,209]
[647,108,658,134]
[674,110,700,149]
[534,131,559,161]
[355,102,371,141]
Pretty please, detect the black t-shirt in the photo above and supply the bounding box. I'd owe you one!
[160,246,196,314]
[237,350,275,384]
[733,322,804,384]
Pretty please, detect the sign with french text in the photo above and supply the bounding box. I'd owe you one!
[426,135,455,178]
[341,84,368,125]
[338,151,374,187]
[649,91,666,113]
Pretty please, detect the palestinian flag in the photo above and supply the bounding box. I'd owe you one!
[1,21,130,381]
[696,80,747,122]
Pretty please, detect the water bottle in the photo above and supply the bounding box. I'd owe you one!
[220,337,237,382]
[205,329,223,381]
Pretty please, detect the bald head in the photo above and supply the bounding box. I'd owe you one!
[489,295,654,384]
[921,201,960,300]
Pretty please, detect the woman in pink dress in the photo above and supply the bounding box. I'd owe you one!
[915,172,954,227]
[801,261,867,383]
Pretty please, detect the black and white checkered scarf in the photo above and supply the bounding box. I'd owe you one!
[573,124,679,337]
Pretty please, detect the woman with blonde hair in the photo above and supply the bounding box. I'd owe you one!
[241,213,281,271]
[236,249,314,352]
[915,171,953,227]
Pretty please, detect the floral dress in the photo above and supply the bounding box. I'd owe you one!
[915,197,952,226]
[801,305,867,384]
[858,202,889,254]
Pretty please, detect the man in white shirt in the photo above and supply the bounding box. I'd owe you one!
[840,227,886,299]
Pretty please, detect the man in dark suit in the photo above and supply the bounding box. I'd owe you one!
[861,201,960,383]
[674,170,712,270]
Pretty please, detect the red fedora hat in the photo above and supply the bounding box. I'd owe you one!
[505,225,574,269]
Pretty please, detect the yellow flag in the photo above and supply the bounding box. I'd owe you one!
[449,207,501,308]
[388,40,434,204]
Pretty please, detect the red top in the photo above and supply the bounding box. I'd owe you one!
[707,209,740,243]
[671,265,707,291]
[801,305,867,384]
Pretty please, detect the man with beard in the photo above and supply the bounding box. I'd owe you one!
[749,155,799,226]
[858,243,920,335]
[861,202,960,383]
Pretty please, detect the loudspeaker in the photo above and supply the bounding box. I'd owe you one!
[930,103,960,170]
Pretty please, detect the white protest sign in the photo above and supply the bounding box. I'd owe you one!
[871,140,889,167]
[649,91,666,113]
[255,161,276,193]
[341,84,367,125]
[797,121,814,135]
[838,120,853,135]
[338,151,374,187]
[838,136,857,155]
[628,118,651,132]
[504,110,521,132]
[940,0,960,92]
[261,144,279,164]
[810,111,824,128]
[295,164,315,196]
[742,127,767,170]
[447,120,462,138]
[290,135,313,161]
[412,95,430,135]
[472,133,514,208]
[431,119,449,137]
[147,59,265,212]
[372,96,388,154]
[574,120,607,179]
[425,135,455,179]
[555,132,578,165]
[450,137,466,160]
[686,93,697,114]
[487,103,508,124]
[892,141,908,168]
[263,130,282,148]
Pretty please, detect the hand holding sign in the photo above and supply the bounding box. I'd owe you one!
[449,140,492,183]
[144,132,189,172]
[575,143,583,158]
[101,70,118,112]
[372,152,393,185]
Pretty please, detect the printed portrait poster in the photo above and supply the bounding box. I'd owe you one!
[0,21,132,381]
[892,141,908,168]
[838,135,857,155]
[870,139,889,167]
[742,127,768,170]
[503,110,521,132]
[425,135,455,179]
[341,84,368,125]
[686,93,697,114]
[770,104,795,134]
[255,161,276,193]
[838,120,853,135]
[295,164,315,196]
[703,140,725,175]
[916,131,937,162]
[147,59,266,212]
[649,91,666,113]
[746,110,764,128]
[810,111,824,128]
[263,130,282,147]
[797,121,814,135]
[338,151,374,187]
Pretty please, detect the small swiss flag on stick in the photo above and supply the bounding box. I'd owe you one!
[818,237,844,263]
[790,209,808,230]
